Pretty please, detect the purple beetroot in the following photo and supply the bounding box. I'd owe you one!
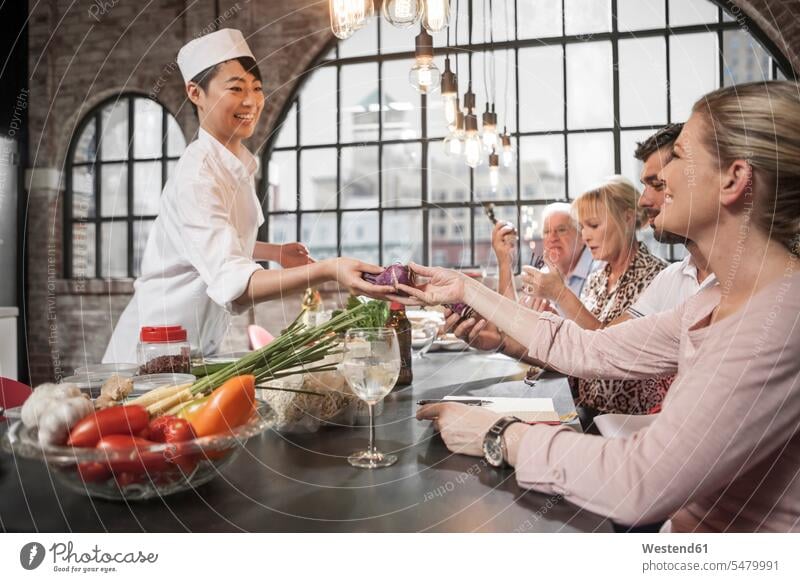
[363,263,475,320]
[363,263,416,295]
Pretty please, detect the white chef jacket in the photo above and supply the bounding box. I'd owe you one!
[103,128,264,364]
[626,254,717,318]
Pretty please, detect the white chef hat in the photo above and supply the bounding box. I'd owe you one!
[177,28,256,84]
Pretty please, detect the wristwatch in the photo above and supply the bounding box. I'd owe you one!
[483,416,523,468]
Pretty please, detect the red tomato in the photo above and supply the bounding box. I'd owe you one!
[67,405,150,448]
[148,416,195,443]
[96,434,170,474]
[76,462,111,483]
[148,416,198,475]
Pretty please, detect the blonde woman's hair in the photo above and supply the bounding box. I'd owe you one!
[692,81,800,250]
[572,175,645,242]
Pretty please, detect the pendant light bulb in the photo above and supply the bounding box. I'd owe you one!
[383,0,422,28]
[501,128,514,168]
[330,0,355,39]
[481,104,498,150]
[440,57,458,126]
[489,147,500,191]
[463,84,477,116]
[422,0,451,33]
[409,28,440,94]
[464,112,482,168]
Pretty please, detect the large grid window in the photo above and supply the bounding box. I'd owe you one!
[264,0,791,269]
[65,95,186,279]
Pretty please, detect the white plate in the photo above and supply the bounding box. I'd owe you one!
[430,337,470,352]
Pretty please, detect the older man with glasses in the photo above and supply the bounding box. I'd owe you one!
[445,203,599,364]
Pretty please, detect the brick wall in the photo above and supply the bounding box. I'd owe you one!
[23,0,800,384]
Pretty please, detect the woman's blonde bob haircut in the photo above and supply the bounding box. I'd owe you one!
[572,175,646,243]
[692,81,800,250]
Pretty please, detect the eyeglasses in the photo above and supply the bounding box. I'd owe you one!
[541,225,574,238]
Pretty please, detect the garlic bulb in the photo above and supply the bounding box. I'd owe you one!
[21,383,82,428]
[37,397,94,447]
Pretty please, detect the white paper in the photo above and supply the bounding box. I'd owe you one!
[443,396,559,423]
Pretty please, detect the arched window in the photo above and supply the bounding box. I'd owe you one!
[263,0,792,269]
[65,94,186,279]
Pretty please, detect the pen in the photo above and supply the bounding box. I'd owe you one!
[417,399,493,406]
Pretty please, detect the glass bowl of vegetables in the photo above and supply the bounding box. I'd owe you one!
[1,402,273,501]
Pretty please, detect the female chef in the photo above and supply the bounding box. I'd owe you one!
[103,29,393,363]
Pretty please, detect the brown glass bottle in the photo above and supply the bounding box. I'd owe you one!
[386,301,413,387]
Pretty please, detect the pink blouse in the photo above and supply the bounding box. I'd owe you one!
[516,264,800,532]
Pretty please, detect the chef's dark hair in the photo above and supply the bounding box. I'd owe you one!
[189,56,262,116]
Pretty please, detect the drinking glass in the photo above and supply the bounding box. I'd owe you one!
[414,321,439,359]
[341,328,400,468]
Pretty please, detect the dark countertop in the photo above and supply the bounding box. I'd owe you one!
[0,352,611,533]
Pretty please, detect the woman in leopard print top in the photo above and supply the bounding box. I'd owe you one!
[578,241,668,413]
[523,176,667,414]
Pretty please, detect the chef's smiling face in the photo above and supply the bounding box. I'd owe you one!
[188,59,265,145]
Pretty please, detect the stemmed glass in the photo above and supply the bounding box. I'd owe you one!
[340,328,400,469]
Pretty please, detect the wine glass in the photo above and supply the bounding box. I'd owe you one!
[340,328,400,469]
[414,321,439,359]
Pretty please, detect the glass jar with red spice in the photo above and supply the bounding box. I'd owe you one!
[137,325,191,375]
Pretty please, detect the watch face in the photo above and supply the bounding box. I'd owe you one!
[483,437,504,467]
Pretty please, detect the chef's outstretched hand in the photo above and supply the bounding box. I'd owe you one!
[327,258,396,298]
[390,262,467,307]
[278,242,314,269]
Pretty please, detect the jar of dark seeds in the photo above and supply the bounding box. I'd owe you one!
[137,325,191,375]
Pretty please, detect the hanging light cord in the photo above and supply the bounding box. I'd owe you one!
[482,0,490,104]
[489,0,496,106]
[503,0,510,124]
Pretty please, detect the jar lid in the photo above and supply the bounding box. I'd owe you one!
[140,325,187,343]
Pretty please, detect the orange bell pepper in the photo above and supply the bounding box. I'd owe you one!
[187,375,256,437]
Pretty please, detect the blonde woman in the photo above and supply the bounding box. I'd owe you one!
[529,176,666,329]
[397,81,800,532]
[528,177,668,415]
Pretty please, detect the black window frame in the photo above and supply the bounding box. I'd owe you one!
[262,0,794,268]
[64,93,185,280]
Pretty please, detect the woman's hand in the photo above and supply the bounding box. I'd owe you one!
[521,256,566,302]
[520,295,559,315]
[416,403,505,457]
[325,258,396,298]
[443,311,504,352]
[392,262,468,307]
[277,242,313,268]
[491,222,517,266]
